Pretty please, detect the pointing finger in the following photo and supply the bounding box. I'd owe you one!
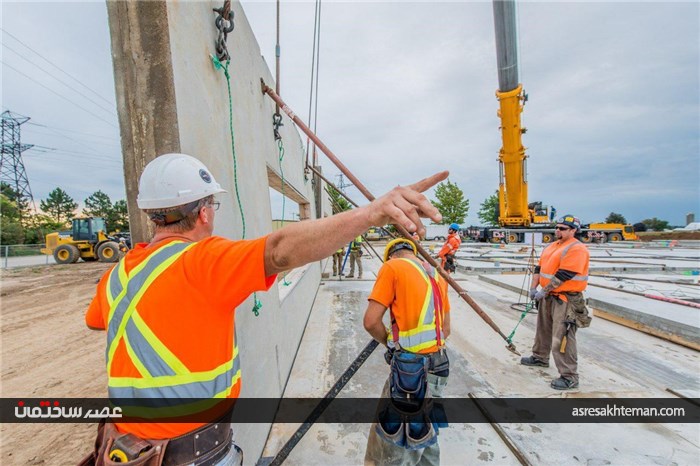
[407,171,449,193]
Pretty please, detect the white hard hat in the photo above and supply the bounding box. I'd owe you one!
[137,153,227,209]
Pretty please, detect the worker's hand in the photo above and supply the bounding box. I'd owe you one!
[529,288,538,300]
[365,171,448,238]
[534,289,547,301]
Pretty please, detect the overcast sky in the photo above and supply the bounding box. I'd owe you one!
[2,1,698,227]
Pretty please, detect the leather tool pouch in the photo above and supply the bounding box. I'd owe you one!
[428,349,449,377]
[79,421,169,466]
[565,292,592,328]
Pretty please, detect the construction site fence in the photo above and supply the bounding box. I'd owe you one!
[0,244,50,269]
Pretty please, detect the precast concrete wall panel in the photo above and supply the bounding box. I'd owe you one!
[109,0,326,459]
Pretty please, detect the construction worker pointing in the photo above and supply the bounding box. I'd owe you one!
[82,153,448,465]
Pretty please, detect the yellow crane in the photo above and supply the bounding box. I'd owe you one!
[476,0,637,243]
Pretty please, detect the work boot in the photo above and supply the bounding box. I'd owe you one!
[520,355,549,367]
[358,274,362,279]
[347,274,354,278]
[551,377,578,390]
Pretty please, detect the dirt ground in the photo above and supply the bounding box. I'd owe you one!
[1,262,113,465]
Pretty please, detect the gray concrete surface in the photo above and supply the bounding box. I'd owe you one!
[454,242,700,274]
[260,252,700,465]
[479,273,700,348]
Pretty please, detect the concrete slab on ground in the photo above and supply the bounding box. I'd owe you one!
[261,257,700,465]
[479,274,700,348]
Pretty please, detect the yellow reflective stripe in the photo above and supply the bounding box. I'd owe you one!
[130,311,190,375]
[115,388,239,419]
[106,263,129,317]
[123,332,151,378]
[398,324,437,338]
[108,352,236,389]
[105,267,114,308]
[106,242,195,373]
[107,249,147,324]
[398,258,432,327]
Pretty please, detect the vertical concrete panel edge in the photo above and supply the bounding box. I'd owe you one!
[107,0,181,244]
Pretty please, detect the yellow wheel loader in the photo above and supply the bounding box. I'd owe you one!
[40,217,124,264]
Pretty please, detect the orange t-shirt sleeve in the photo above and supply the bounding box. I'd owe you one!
[187,236,277,310]
[85,269,112,330]
[368,263,395,308]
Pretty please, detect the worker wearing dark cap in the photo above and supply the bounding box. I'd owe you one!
[521,215,591,390]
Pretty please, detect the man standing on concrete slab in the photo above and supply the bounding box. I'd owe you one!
[347,235,364,278]
[363,238,451,465]
[521,214,591,390]
[82,153,448,465]
[332,246,345,276]
[437,223,461,274]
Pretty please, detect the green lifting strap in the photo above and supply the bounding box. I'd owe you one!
[506,300,534,344]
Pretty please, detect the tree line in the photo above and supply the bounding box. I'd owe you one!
[0,183,129,245]
[330,181,672,231]
[420,181,672,232]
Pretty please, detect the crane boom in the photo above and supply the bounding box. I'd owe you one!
[468,2,639,244]
[493,0,530,227]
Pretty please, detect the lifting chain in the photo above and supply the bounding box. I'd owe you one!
[213,1,235,62]
[272,113,283,141]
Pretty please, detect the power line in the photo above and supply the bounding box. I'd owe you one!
[26,145,121,164]
[1,60,118,128]
[1,27,115,108]
[3,43,117,117]
[24,149,121,171]
[24,125,120,151]
[27,122,119,142]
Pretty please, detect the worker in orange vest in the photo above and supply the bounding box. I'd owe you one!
[81,153,448,465]
[437,223,461,274]
[363,238,451,464]
[521,215,591,390]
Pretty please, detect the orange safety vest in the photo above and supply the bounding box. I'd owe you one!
[539,238,590,296]
[386,259,446,353]
[438,232,461,268]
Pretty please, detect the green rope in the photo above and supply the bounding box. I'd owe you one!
[211,53,262,317]
[506,300,534,344]
[277,137,291,287]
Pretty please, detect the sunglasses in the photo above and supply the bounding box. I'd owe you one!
[555,226,572,231]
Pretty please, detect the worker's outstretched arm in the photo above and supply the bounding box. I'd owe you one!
[363,300,389,347]
[264,171,448,276]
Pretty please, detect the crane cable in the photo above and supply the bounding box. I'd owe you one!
[304,0,322,172]
[272,0,292,287]
[261,82,520,355]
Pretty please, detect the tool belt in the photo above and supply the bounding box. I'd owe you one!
[564,291,592,328]
[548,292,591,329]
[444,254,456,273]
[79,419,234,466]
[376,348,449,450]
